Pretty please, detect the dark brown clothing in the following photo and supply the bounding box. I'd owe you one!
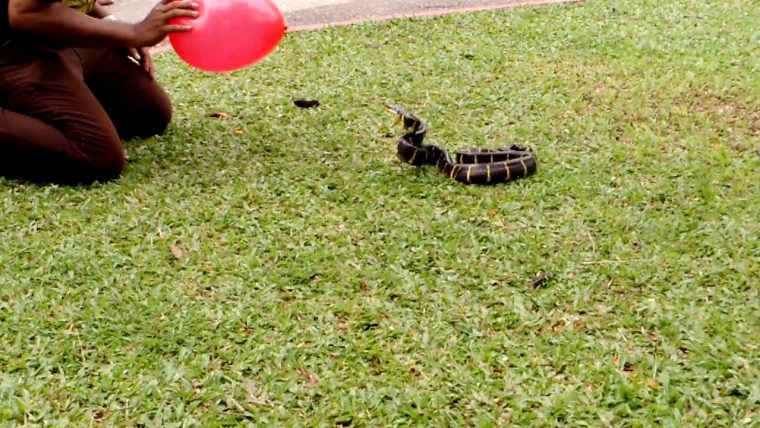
[1,0,173,186]
[0,43,172,184]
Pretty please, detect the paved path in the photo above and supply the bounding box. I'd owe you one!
[111,0,579,28]
[111,0,348,22]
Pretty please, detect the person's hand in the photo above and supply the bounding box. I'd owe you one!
[128,46,155,78]
[96,0,114,6]
[131,0,199,47]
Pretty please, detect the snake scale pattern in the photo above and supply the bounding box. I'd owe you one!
[387,104,538,185]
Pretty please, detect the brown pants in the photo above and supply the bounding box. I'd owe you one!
[0,43,172,184]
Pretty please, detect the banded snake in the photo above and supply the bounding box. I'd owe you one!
[386,104,538,185]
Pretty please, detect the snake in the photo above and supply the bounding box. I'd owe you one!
[386,104,538,185]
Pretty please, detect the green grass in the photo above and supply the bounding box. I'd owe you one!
[2,0,759,425]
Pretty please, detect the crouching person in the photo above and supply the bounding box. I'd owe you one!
[0,0,198,184]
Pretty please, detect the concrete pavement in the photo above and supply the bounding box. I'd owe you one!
[282,0,580,31]
[111,0,349,23]
[111,0,580,29]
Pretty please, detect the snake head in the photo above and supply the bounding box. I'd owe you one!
[385,104,422,131]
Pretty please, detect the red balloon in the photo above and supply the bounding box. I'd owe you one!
[169,0,285,72]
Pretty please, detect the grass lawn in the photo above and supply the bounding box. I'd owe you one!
[1,0,758,425]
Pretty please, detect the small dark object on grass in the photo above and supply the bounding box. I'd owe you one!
[531,271,552,288]
[207,110,232,120]
[294,99,320,109]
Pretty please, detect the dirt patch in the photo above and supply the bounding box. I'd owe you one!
[675,89,760,152]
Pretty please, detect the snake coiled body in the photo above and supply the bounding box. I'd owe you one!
[387,105,538,185]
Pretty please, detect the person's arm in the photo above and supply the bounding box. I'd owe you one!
[8,0,198,48]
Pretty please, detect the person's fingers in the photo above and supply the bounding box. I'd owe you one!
[164,8,199,21]
[143,52,154,78]
[97,0,114,5]
[163,1,198,11]
[125,48,140,66]
[162,24,193,33]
